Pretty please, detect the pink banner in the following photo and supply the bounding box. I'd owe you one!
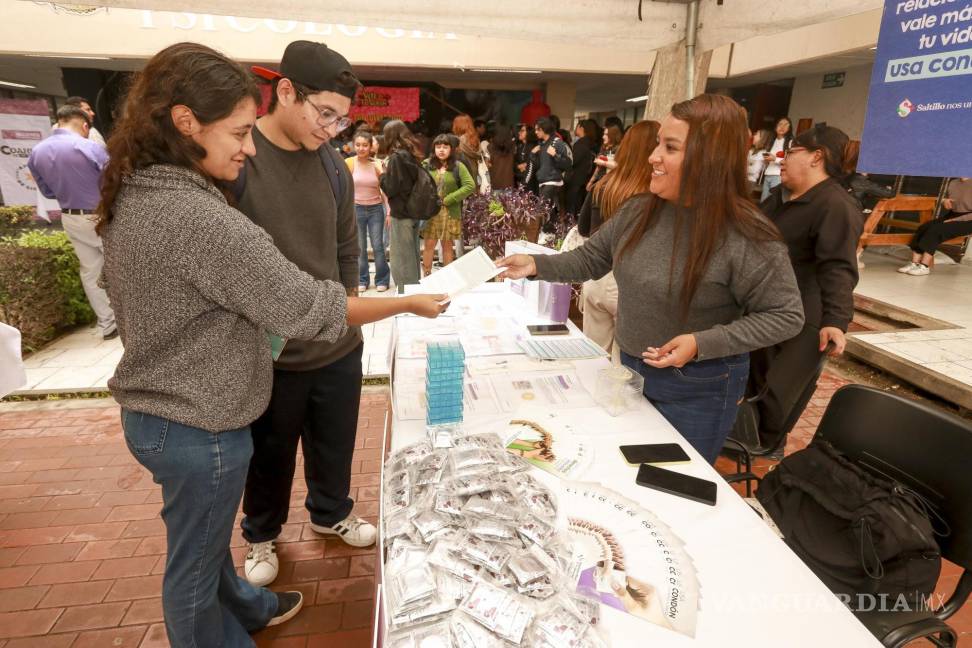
[349,86,420,124]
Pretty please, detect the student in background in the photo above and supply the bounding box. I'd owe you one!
[587,124,623,192]
[760,117,793,201]
[747,128,773,193]
[346,130,389,292]
[565,118,598,217]
[488,124,515,191]
[381,120,427,290]
[421,134,476,275]
[899,177,972,276]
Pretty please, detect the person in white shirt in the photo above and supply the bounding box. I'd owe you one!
[747,128,773,190]
[760,117,793,201]
[64,96,106,146]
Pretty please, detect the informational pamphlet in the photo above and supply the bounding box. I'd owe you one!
[417,246,506,300]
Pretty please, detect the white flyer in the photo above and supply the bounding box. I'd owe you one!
[417,247,505,300]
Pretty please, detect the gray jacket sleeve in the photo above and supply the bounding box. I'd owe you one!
[692,240,805,361]
[532,205,623,282]
[176,198,349,343]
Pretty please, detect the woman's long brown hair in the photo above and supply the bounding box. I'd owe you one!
[382,120,423,161]
[619,94,780,318]
[593,120,660,220]
[96,42,260,236]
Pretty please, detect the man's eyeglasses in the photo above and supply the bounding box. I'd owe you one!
[295,88,352,131]
[784,146,811,158]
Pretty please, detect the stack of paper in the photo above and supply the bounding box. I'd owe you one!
[518,337,608,360]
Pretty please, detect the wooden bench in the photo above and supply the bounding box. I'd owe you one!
[858,195,969,263]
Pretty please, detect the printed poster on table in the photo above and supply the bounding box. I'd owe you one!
[858,0,972,176]
[0,99,51,207]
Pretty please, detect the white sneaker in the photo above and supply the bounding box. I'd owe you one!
[906,263,931,276]
[244,540,279,586]
[310,514,376,547]
[897,262,919,274]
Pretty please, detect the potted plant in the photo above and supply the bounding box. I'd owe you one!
[461,187,573,258]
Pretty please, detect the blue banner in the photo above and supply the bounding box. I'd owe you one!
[858,0,972,177]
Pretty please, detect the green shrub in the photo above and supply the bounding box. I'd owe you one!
[0,205,41,237]
[0,229,95,352]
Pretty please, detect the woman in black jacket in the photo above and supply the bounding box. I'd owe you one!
[564,118,598,217]
[514,122,538,193]
[749,125,864,454]
[379,120,425,292]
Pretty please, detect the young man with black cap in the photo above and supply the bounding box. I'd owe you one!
[239,40,376,587]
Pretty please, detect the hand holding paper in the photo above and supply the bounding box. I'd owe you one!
[418,247,505,299]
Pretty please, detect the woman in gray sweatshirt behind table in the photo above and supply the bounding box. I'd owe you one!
[499,94,805,464]
[96,43,445,648]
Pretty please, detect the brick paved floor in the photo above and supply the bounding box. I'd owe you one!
[0,378,968,646]
[0,390,386,648]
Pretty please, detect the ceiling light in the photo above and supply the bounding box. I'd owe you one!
[625,94,649,102]
[0,80,36,89]
[469,68,543,74]
[27,55,112,60]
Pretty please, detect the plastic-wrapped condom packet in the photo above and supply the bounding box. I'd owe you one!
[450,613,507,648]
[386,538,429,574]
[517,575,557,600]
[385,469,410,493]
[390,590,457,630]
[383,509,414,546]
[392,564,437,610]
[411,510,453,543]
[516,513,557,547]
[466,518,522,547]
[450,447,498,475]
[461,496,517,521]
[440,474,492,497]
[567,592,601,628]
[451,432,505,450]
[427,538,483,582]
[484,448,530,474]
[433,491,464,518]
[385,485,411,516]
[460,534,512,574]
[386,441,434,474]
[436,569,476,602]
[385,619,454,648]
[531,595,591,646]
[459,580,536,645]
[507,551,547,587]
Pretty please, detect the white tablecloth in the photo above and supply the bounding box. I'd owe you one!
[379,285,881,647]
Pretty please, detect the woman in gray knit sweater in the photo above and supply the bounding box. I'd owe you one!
[499,95,805,463]
[96,43,445,647]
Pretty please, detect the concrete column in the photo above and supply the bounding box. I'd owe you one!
[545,80,577,129]
[643,42,712,122]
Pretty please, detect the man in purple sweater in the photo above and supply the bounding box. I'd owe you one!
[27,104,116,339]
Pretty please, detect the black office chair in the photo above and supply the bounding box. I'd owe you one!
[812,384,972,648]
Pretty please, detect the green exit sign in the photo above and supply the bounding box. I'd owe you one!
[822,72,846,89]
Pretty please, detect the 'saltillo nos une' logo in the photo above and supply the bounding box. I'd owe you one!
[897,99,914,118]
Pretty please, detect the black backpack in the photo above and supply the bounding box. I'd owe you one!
[756,440,942,606]
[397,152,441,221]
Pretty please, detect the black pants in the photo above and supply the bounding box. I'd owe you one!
[241,343,363,543]
[909,212,972,255]
[539,184,561,232]
[749,324,826,450]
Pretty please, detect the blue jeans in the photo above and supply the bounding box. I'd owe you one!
[621,351,749,464]
[761,174,782,201]
[356,203,389,288]
[121,410,277,648]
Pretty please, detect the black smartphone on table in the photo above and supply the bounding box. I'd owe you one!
[635,463,718,506]
[526,324,569,336]
[619,443,690,466]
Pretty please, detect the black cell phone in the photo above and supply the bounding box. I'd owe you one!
[619,443,690,466]
[636,463,717,506]
[527,324,569,336]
